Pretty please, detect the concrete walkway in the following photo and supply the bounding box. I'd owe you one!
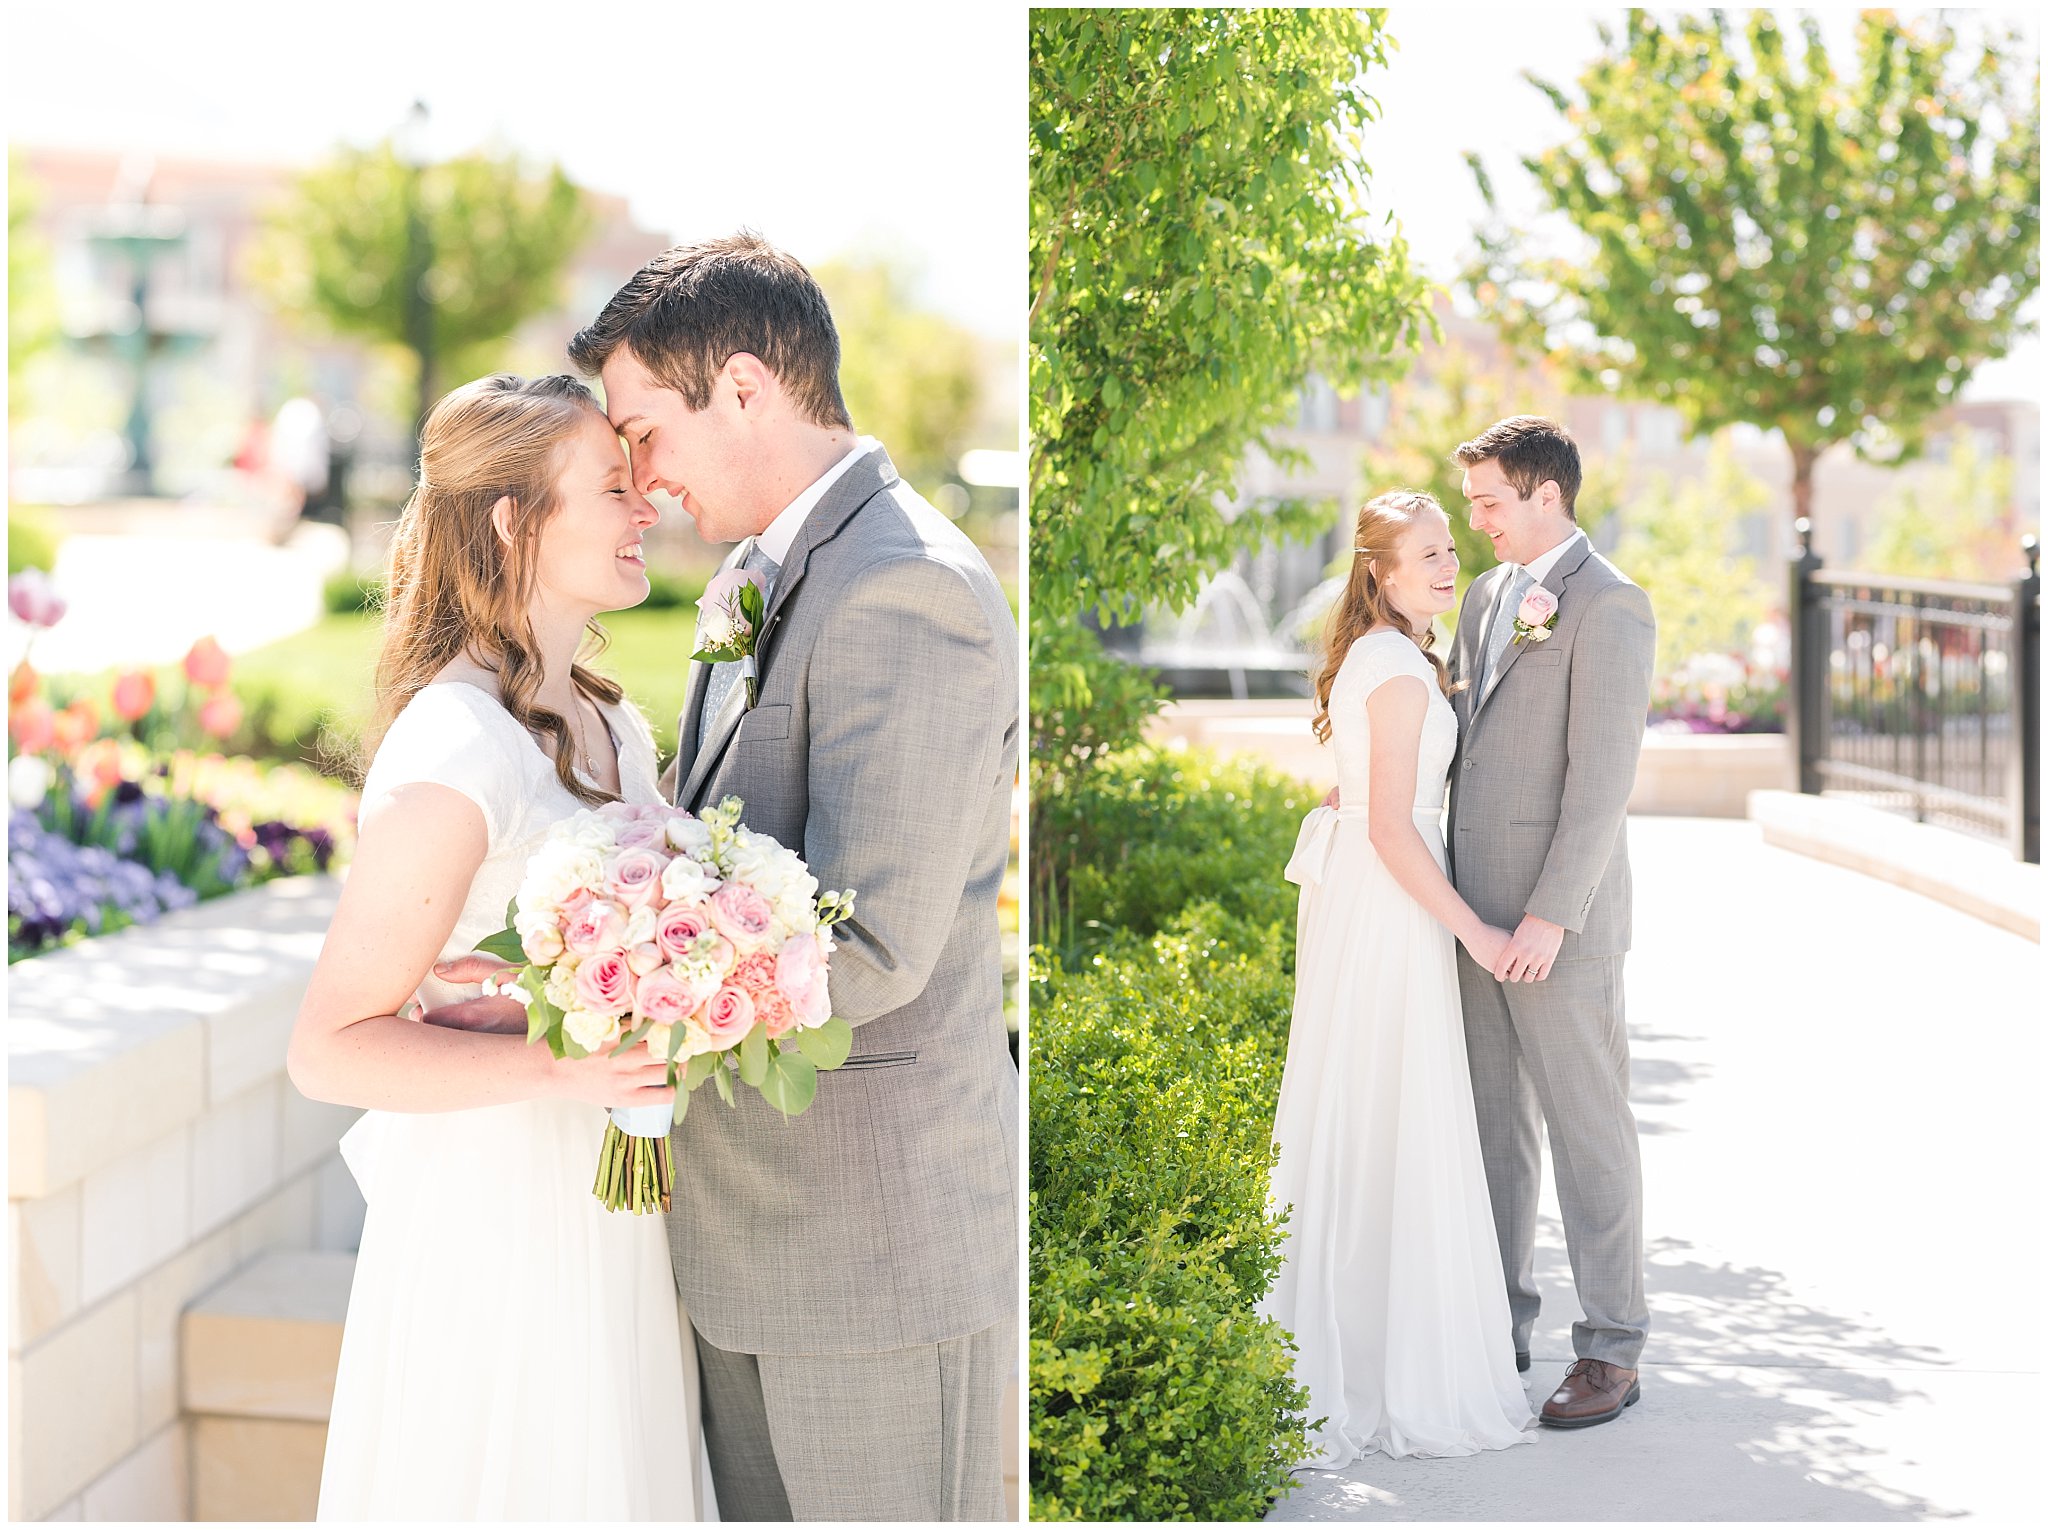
[11,511,347,674]
[1269,816,2042,1523]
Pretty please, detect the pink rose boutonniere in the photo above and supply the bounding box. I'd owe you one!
[1512,585,1561,645]
[692,566,769,706]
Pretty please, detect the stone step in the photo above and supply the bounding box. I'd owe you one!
[182,1249,351,1521]
[180,1249,1026,1518]
[181,1249,353,1424]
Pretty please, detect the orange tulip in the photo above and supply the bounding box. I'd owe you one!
[80,739,126,791]
[184,636,232,690]
[197,691,244,740]
[9,660,38,707]
[52,698,100,754]
[113,670,157,722]
[9,696,56,754]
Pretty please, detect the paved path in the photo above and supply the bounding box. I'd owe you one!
[10,515,348,674]
[1269,816,2041,1523]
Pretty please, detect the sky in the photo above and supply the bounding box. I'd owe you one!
[4,1,1023,341]
[1358,6,2041,404]
[6,5,2036,397]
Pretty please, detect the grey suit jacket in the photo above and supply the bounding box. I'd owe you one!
[1446,537,1655,957]
[664,444,1020,1357]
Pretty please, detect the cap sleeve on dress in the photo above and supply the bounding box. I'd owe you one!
[359,684,522,850]
[1347,632,1434,702]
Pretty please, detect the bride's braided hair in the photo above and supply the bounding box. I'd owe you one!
[1311,490,1458,744]
[364,373,625,808]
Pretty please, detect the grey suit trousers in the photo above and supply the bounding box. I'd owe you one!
[694,1315,1013,1522]
[1457,948,1648,1367]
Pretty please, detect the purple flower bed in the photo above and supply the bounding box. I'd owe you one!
[7,769,338,963]
[8,809,198,958]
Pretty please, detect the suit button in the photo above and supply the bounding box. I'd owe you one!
[1463,760,1475,770]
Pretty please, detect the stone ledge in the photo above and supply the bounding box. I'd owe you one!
[8,877,340,1199]
[1747,790,2041,941]
[182,1250,352,1423]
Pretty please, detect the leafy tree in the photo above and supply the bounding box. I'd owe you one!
[8,153,60,404]
[1030,6,1435,776]
[1467,11,2040,532]
[248,142,591,431]
[1867,428,2026,583]
[815,257,985,498]
[1614,440,1772,678]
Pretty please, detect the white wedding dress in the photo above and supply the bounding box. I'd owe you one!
[1260,631,1533,1466]
[317,682,707,1521]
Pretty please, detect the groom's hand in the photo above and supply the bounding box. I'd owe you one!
[1494,914,1565,984]
[418,953,525,1034]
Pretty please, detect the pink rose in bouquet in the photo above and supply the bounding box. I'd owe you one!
[564,899,628,957]
[612,813,671,851]
[605,847,667,910]
[702,984,756,1045]
[479,796,857,1215]
[709,881,776,952]
[634,966,700,1027]
[572,950,636,1017]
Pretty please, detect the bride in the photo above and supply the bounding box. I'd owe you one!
[1260,490,1533,1466]
[286,374,703,1519]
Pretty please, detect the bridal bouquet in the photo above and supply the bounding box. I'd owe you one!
[476,797,856,1214]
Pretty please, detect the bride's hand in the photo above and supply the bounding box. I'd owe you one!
[544,1041,678,1110]
[1462,923,1513,973]
[419,952,526,1034]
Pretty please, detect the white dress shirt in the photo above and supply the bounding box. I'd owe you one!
[1519,526,1587,586]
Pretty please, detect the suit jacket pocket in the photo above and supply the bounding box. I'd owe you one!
[737,704,791,743]
[837,1050,918,1071]
[1518,651,1563,668]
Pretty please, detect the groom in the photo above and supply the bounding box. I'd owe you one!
[1444,416,1655,1430]
[445,236,1019,1519]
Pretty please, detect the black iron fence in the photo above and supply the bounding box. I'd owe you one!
[1790,522,2040,862]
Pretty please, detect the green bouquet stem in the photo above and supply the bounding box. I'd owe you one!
[593,1120,674,1215]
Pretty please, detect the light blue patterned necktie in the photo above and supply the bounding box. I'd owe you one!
[699,542,781,737]
[1480,565,1533,700]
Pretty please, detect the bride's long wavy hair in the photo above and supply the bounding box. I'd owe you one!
[1311,490,1458,743]
[363,373,624,808]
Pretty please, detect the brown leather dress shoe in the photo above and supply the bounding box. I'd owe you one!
[1539,1359,1640,1428]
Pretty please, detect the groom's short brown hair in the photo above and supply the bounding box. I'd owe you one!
[568,232,853,431]
[1453,415,1582,520]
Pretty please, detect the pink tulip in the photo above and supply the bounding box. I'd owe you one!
[8,570,67,629]
[197,692,243,740]
[183,636,232,689]
[112,670,156,722]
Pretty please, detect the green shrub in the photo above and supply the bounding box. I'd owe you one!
[641,565,706,611]
[1029,908,1312,1521]
[322,569,383,614]
[1032,743,1311,966]
[8,507,62,575]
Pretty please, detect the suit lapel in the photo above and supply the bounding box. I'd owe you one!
[674,445,899,809]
